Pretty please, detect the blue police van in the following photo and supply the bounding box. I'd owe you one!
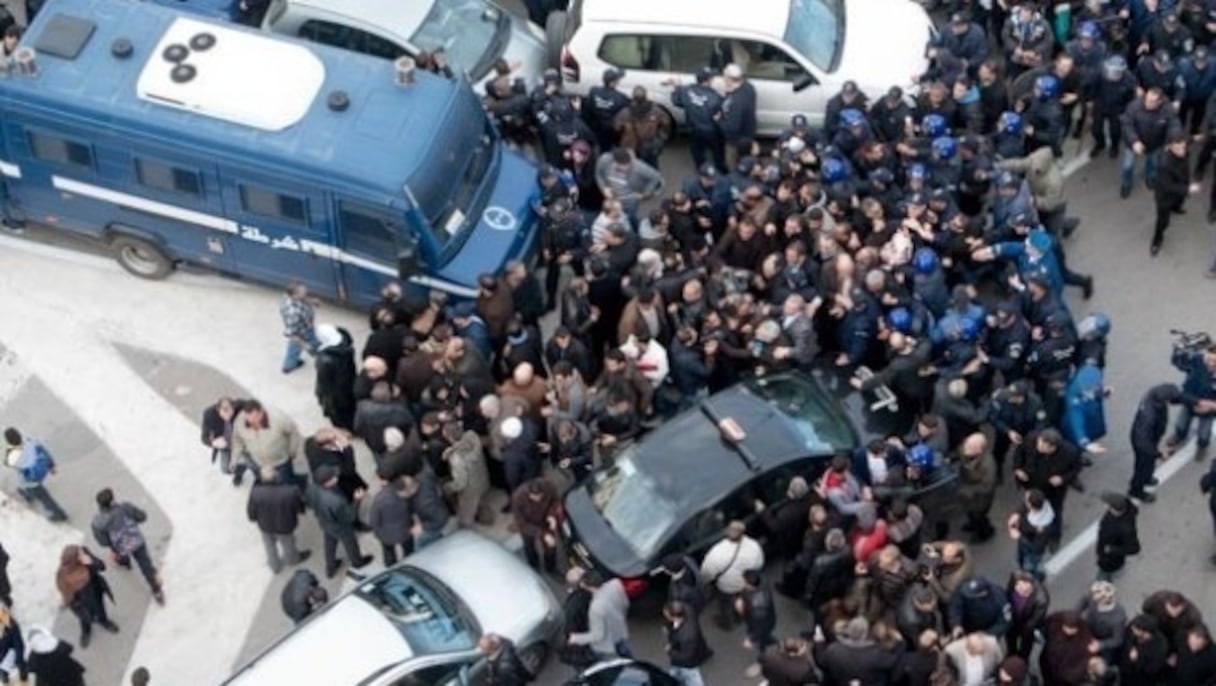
[0,0,539,304]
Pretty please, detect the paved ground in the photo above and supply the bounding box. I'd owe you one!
[3,2,1216,683]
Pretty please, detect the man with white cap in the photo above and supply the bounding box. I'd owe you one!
[719,63,757,170]
[24,626,86,686]
[500,415,541,507]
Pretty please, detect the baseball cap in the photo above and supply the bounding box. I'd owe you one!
[697,162,718,178]
[842,80,859,94]
[696,66,716,82]
[603,67,625,83]
[791,113,809,128]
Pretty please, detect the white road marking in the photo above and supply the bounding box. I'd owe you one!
[1061,153,1093,179]
[1044,431,1209,577]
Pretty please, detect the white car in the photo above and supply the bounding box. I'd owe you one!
[548,0,934,135]
[262,0,547,90]
[224,532,561,686]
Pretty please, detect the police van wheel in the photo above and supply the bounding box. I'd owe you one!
[111,235,173,280]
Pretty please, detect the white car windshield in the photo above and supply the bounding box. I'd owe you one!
[783,0,845,72]
[411,0,507,79]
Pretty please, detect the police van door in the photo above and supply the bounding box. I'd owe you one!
[218,176,340,300]
[333,198,404,307]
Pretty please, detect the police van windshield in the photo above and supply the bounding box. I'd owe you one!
[784,0,844,72]
[406,85,497,252]
[411,0,510,80]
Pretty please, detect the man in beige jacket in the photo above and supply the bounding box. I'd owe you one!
[230,399,303,486]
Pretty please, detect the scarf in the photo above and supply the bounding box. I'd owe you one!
[55,545,91,603]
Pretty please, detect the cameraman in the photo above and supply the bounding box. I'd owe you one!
[1167,343,1216,456]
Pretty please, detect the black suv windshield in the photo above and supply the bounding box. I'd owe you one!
[585,450,679,560]
[745,374,856,453]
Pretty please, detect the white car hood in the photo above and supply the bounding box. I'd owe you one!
[837,0,932,98]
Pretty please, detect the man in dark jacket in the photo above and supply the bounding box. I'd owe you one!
[511,477,560,575]
[1129,384,1211,501]
[1121,87,1182,199]
[663,600,711,683]
[352,381,413,459]
[1120,614,1170,685]
[760,637,817,686]
[737,569,777,677]
[306,465,372,578]
[314,324,358,430]
[815,615,901,686]
[1201,460,1216,563]
[670,67,725,171]
[0,544,8,607]
[1013,429,1081,547]
[948,577,1010,638]
[280,568,327,624]
[1170,345,1216,452]
[1095,492,1139,580]
[1174,625,1216,686]
[480,633,533,685]
[91,488,163,604]
[199,396,247,477]
[1152,131,1195,256]
[368,468,414,566]
[247,467,311,573]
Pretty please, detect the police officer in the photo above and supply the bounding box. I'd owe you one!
[1067,20,1109,138]
[584,68,630,151]
[1025,75,1066,158]
[541,198,587,306]
[994,111,1029,159]
[988,380,1048,482]
[825,81,869,140]
[1025,306,1076,424]
[986,300,1032,383]
[870,86,913,143]
[1090,55,1137,159]
[1179,46,1216,135]
[669,67,724,172]
[539,95,594,166]
[958,135,994,216]
[1136,50,1188,110]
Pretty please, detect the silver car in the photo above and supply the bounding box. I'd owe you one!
[263,0,546,90]
[224,531,562,686]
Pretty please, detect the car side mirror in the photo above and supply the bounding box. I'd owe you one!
[792,72,816,92]
[397,243,422,279]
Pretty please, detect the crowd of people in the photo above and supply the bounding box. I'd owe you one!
[5,0,1216,685]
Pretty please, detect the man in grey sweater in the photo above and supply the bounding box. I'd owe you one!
[568,572,632,658]
[594,148,664,222]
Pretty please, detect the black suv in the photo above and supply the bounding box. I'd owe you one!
[560,365,912,593]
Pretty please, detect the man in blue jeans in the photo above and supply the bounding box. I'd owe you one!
[1119,86,1181,198]
[279,281,320,374]
[1168,344,1216,457]
[3,428,68,523]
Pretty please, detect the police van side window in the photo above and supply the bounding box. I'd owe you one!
[27,131,93,169]
[134,159,202,198]
[340,201,399,258]
[239,184,307,225]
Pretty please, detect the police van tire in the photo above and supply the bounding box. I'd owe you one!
[544,11,567,69]
[111,235,174,280]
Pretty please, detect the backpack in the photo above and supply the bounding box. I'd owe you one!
[107,508,145,556]
[20,442,53,484]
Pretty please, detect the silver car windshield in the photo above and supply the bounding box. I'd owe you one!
[783,0,845,72]
[586,451,679,560]
[354,568,476,656]
[411,0,507,79]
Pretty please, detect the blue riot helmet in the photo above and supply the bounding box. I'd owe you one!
[908,443,935,471]
[998,111,1023,136]
[1102,55,1127,81]
[886,307,913,334]
[932,136,958,161]
[908,163,929,180]
[868,167,896,187]
[821,157,849,184]
[840,108,867,129]
[1077,20,1101,40]
[913,247,940,274]
[1034,74,1061,101]
[922,113,949,138]
[1077,312,1112,341]
[959,315,982,343]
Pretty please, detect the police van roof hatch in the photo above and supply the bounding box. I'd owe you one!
[136,18,324,132]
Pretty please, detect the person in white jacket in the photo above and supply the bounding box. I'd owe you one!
[620,331,669,387]
[700,521,765,630]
